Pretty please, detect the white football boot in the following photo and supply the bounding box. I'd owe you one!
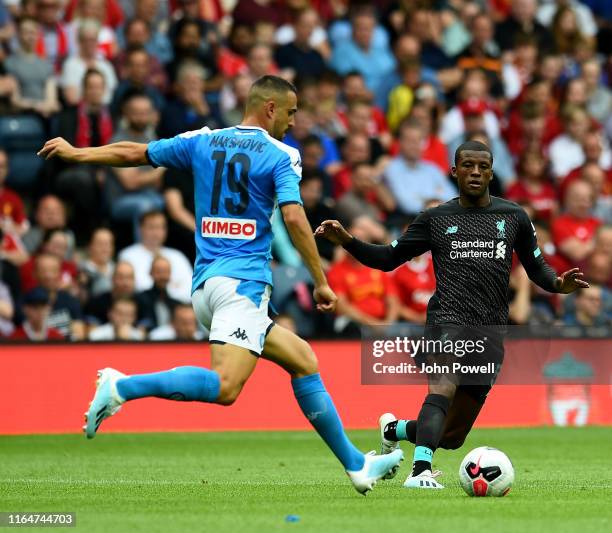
[403,469,444,489]
[378,413,401,479]
[83,368,126,439]
[347,449,404,495]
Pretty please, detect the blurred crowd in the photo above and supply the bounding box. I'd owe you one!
[0,0,610,342]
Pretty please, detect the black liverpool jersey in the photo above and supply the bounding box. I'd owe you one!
[388,197,557,326]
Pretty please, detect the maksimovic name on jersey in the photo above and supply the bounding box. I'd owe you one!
[209,135,267,153]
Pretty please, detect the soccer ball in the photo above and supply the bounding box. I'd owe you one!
[458,446,514,497]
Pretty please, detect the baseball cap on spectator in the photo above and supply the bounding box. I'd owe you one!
[23,287,50,306]
[459,98,488,116]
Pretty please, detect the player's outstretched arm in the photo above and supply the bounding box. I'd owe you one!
[515,209,589,294]
[314,220,401,272]
[281,204,337,313]
[37,137,149,167]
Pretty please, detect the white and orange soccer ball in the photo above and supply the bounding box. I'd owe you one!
[459,446,514,497]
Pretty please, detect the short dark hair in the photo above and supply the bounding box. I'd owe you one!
[250,75,297,97]
[300,168,324,185]
[173,17,202,39]
[126,45,148,58]
[111,296,137,310]
[246,75,297,111]
[454,141,493,165]
[120,88,152,112]
[398,117,424,136]
[139,209,165,226]
[83,68,105,88]
[125,17,151,34]
[302,134,322,149]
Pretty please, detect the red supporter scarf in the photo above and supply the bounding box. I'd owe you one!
[35,23,68,72]
[75,103,113,148]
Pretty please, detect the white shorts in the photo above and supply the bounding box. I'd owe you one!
[192,276,273,355]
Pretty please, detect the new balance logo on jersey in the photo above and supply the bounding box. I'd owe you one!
[495,241,506,259]
[201,217,256,240]
[445,225,458,234]
[229,328,249,342]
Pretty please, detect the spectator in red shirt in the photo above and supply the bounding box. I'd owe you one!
[9,287,64,341]
[0,149,29,236]
[217,23,254,78]
[0,225,29,271]
[335,162,396,226]
[505,99,548,158]
[506,149,558,224]
[336,100,386,164]
[332,133,371,199]
[338,72,392,150]
[232,0,285,28]
[20,229,79,294]
[388,102,450,174]
[392,252,435,325]
[551,180,602,271]
[327,219,399,336]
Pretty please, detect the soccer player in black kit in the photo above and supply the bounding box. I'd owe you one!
[315,141,588,489]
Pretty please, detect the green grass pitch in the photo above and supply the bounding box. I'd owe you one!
[1,427,611,532]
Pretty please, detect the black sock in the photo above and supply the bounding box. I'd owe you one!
[413,394,450,475]
[383,421,399,441]
[383,420,417,443]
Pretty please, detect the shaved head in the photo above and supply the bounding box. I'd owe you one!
[245,75,297,113]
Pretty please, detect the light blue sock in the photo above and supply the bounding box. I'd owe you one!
[414,445,434,464]
[291,373,364,471]
[116,366,220,403]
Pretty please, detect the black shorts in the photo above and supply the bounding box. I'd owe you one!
[416,324,505,397]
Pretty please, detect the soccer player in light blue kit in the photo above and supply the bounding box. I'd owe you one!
[38,75,403,494]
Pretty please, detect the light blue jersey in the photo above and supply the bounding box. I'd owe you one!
[146,125,303,292]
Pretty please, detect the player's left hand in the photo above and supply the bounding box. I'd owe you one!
[313,284,337,313]
[555,268,589,294]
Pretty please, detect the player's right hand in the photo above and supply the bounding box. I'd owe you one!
[314,220,353,246]
[313,284,337,313]
[37,137,78,161]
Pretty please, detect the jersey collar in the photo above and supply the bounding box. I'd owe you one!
[236,125,267,133]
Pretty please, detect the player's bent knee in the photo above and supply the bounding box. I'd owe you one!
[294,341,319,377]
[216,381,243,406]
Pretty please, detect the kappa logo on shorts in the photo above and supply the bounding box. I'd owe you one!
[230,328,250,342]
[201,217,256,240]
